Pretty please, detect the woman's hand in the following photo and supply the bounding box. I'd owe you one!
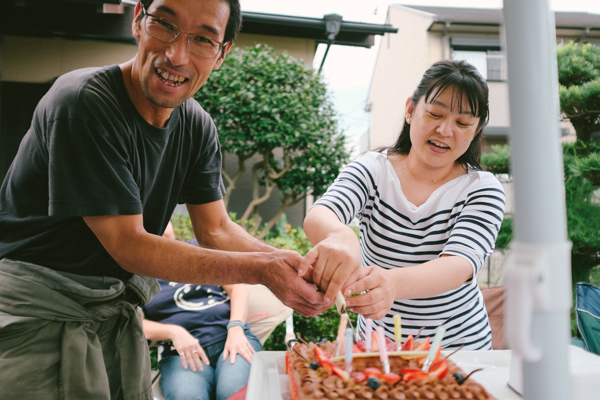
[170,325,210,372]
[223,326,255,364]
[299,235,362,306]
[344,265,397,320]
[302,207,362,307]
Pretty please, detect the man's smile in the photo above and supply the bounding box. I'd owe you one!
[155,68,188,87]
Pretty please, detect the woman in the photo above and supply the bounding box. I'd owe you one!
[302,60,505,350]
[143,227,262,400]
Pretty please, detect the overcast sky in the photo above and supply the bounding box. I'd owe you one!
[238,0,600,154]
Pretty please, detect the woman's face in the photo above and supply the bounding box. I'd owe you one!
[405,85,480,170]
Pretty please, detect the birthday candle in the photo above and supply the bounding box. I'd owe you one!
[336,314,349,357]
[365,318,373,352]
[376,326,390,374]
[345,328,354,373]
[393,315,402,351]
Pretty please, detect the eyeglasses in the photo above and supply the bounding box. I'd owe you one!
[142,6,226,59]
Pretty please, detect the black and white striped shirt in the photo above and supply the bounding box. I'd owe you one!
[313,151,505,350]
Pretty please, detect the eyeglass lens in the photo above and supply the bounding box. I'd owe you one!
[146,16,221,58]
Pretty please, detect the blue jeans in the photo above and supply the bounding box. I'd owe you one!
[159,327,262,400]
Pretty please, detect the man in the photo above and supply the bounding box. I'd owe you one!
[0,1,326,398]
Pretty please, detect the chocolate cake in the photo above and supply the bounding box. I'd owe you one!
[287,341,494,400]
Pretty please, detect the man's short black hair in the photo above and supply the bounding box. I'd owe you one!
[139,0,242,44]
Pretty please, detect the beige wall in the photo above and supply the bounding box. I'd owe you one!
[1,35,138,83]
[234,33,316,65]
[366,5,437,151]
[367,8,559,151]
[1,33,317,84]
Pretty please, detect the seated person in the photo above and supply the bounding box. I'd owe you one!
[143,224,261,400]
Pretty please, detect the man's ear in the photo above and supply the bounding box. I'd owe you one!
[213,42,232,70]
[132,1,143,39]
[405,97,415,124]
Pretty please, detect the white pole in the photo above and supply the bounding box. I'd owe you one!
[502,0,572,399]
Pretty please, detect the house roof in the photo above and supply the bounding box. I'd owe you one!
[0,0,397,48]
[398,4,600,37]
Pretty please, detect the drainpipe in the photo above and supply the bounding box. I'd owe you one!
[441,21,451,60]
[577,27,590,43]
[318,13,342,74]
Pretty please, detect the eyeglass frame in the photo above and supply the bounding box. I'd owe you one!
[140,5,227,59]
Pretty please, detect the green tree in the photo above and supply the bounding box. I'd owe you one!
[194,44,349,238]
[481,143,600,285]
[563,142,600,285]
[558,42,600,145]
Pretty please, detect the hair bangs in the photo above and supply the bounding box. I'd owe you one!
[424,72,484,119]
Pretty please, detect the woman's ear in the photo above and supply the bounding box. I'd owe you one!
[405,98,415,124]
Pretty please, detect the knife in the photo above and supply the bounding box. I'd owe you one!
[335,291,359,343]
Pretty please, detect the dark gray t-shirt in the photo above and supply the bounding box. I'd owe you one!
[0,65,224,280]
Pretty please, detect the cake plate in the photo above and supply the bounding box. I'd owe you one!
[246,350,520,400]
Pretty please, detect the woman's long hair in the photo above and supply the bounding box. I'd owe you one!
[385,59,489,171]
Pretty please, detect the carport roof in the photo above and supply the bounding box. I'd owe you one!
[0,0,397,48]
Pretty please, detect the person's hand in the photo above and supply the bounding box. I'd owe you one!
[169,325,210,372]
[343,265,396,320]
[298,236,362,307]
[260,249,328,317]
[222,326,255,364]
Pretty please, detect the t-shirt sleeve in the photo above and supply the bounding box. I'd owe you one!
[441,173,506,278]
[178,112,225,205]
[48,116,142,216]
[311,156,376,225]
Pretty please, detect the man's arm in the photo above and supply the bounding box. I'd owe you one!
[83,213,260,284]
[83,201,327,316]
[185,200,328,315]
[186,201,273,252]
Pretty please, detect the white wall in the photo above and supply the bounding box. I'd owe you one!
[487,81,510,128]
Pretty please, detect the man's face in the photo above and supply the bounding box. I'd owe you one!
[132,0,230,109]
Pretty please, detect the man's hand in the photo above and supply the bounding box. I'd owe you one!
[298,235,362,307]
[342,265,396,320]
[260,249,328,317]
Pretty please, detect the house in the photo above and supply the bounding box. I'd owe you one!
[0,0,396,227]
[364,5,600,153]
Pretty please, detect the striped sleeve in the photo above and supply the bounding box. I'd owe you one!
[311,157,375,225]
[441,173,506,276]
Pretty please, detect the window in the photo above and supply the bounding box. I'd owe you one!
[486,51,506,81]
[451,50,507,81]
[450,37,507,81]
[452,50,488,79]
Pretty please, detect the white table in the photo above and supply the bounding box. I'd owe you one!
[246,346,600,400]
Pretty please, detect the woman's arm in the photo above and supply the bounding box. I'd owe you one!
[142,316,210,371]
[222,284,248,325]
[343,176,506,320]
[222,284,256,364]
